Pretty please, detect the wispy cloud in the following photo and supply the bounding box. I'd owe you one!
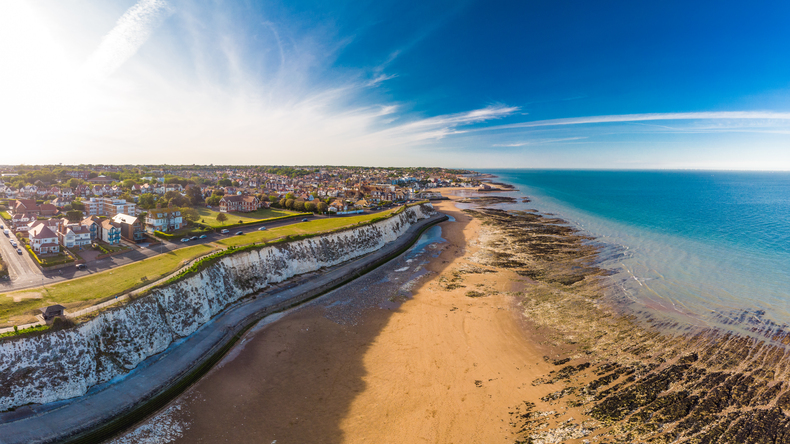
[483,111,790,132]
[366,105,518,144]
[492,137,587,147]
[85,0,174,77]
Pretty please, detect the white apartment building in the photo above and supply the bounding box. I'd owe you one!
[83,198,138,218]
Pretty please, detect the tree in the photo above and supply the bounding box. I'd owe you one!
[66,210,84,223]
[285,192,295,200]
[218,178,233,187]
[186,186,204,206]
[206,194,222,207]
[316,202,328,214]
[279,198,287,208]
[66,178,83,189]
[138,194,157,209]
[71,200,85,211]
[304,201,316,213]
[294,200,306,212]
[181,207,199,223]
[285,199,295,210]
[216,213,228,224]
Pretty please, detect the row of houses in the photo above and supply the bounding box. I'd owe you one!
[24,216,124,254]
[0,184,128,200]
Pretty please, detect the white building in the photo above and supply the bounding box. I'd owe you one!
[59,225,92,248]
[145,208,185,232]
[29,225,60,254]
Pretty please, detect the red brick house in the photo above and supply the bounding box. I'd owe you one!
[10,199,57,217]
[219,195,259,213]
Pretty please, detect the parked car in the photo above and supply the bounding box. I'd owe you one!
[301,218,309,222]
[220,229,229,234]
[76,263,87,270]
[16,248,22,255]
[2,229,8,236]
[181,238,190,242]
[258,226,267,231]
[235,231,243,235]
[199,234,207,239]
[190,236,198,240]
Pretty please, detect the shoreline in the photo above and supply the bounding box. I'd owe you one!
[0,213,446,444]
[112,185,790,443]
[111,195,564,443]
[455,183,790,443]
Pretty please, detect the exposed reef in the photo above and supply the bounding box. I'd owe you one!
[465,206,790,443]
[458,195,518,205]
[0,204,435,412]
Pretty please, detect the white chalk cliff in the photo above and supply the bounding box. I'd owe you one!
[0,204,435,411]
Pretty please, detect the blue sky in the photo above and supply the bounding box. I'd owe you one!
[2,0,790,168]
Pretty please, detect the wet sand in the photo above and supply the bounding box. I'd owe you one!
[110,197,572,443]
[111,190,790,444]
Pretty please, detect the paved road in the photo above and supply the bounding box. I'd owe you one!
[0,208,398,294]
[0,220,42,286]
[0,212,446,444]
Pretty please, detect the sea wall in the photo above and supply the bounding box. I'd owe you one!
[0,204,435,411]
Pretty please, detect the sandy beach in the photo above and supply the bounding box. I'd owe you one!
[110,195,581,443]
[111,188,790,444]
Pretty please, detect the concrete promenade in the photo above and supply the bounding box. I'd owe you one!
[0,213,447,444]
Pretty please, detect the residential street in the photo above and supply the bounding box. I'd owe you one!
[0,208,395,294]
[0,220,42,286]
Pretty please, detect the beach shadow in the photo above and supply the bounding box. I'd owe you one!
[160,207,469,444]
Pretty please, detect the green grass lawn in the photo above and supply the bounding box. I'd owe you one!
[216,208,399,248]
[196,207,298,227]
[0,211,10,221]
[0,244,216,326]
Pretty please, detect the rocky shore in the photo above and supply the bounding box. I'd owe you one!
[465,201,790,443]
[108,191,790,444]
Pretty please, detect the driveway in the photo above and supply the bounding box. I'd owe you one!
[75,248,102,262]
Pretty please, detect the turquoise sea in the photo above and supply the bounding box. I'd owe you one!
[485,170,790,336]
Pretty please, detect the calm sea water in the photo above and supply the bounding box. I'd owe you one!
[484,169,790,334]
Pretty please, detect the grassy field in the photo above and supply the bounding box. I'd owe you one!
[0,244,216,326]
[216,208,399,248]
[196,207,298,227]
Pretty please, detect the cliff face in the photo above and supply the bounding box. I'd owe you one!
[0,204,435,411]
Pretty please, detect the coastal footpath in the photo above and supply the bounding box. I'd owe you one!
[0,203,443,444]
